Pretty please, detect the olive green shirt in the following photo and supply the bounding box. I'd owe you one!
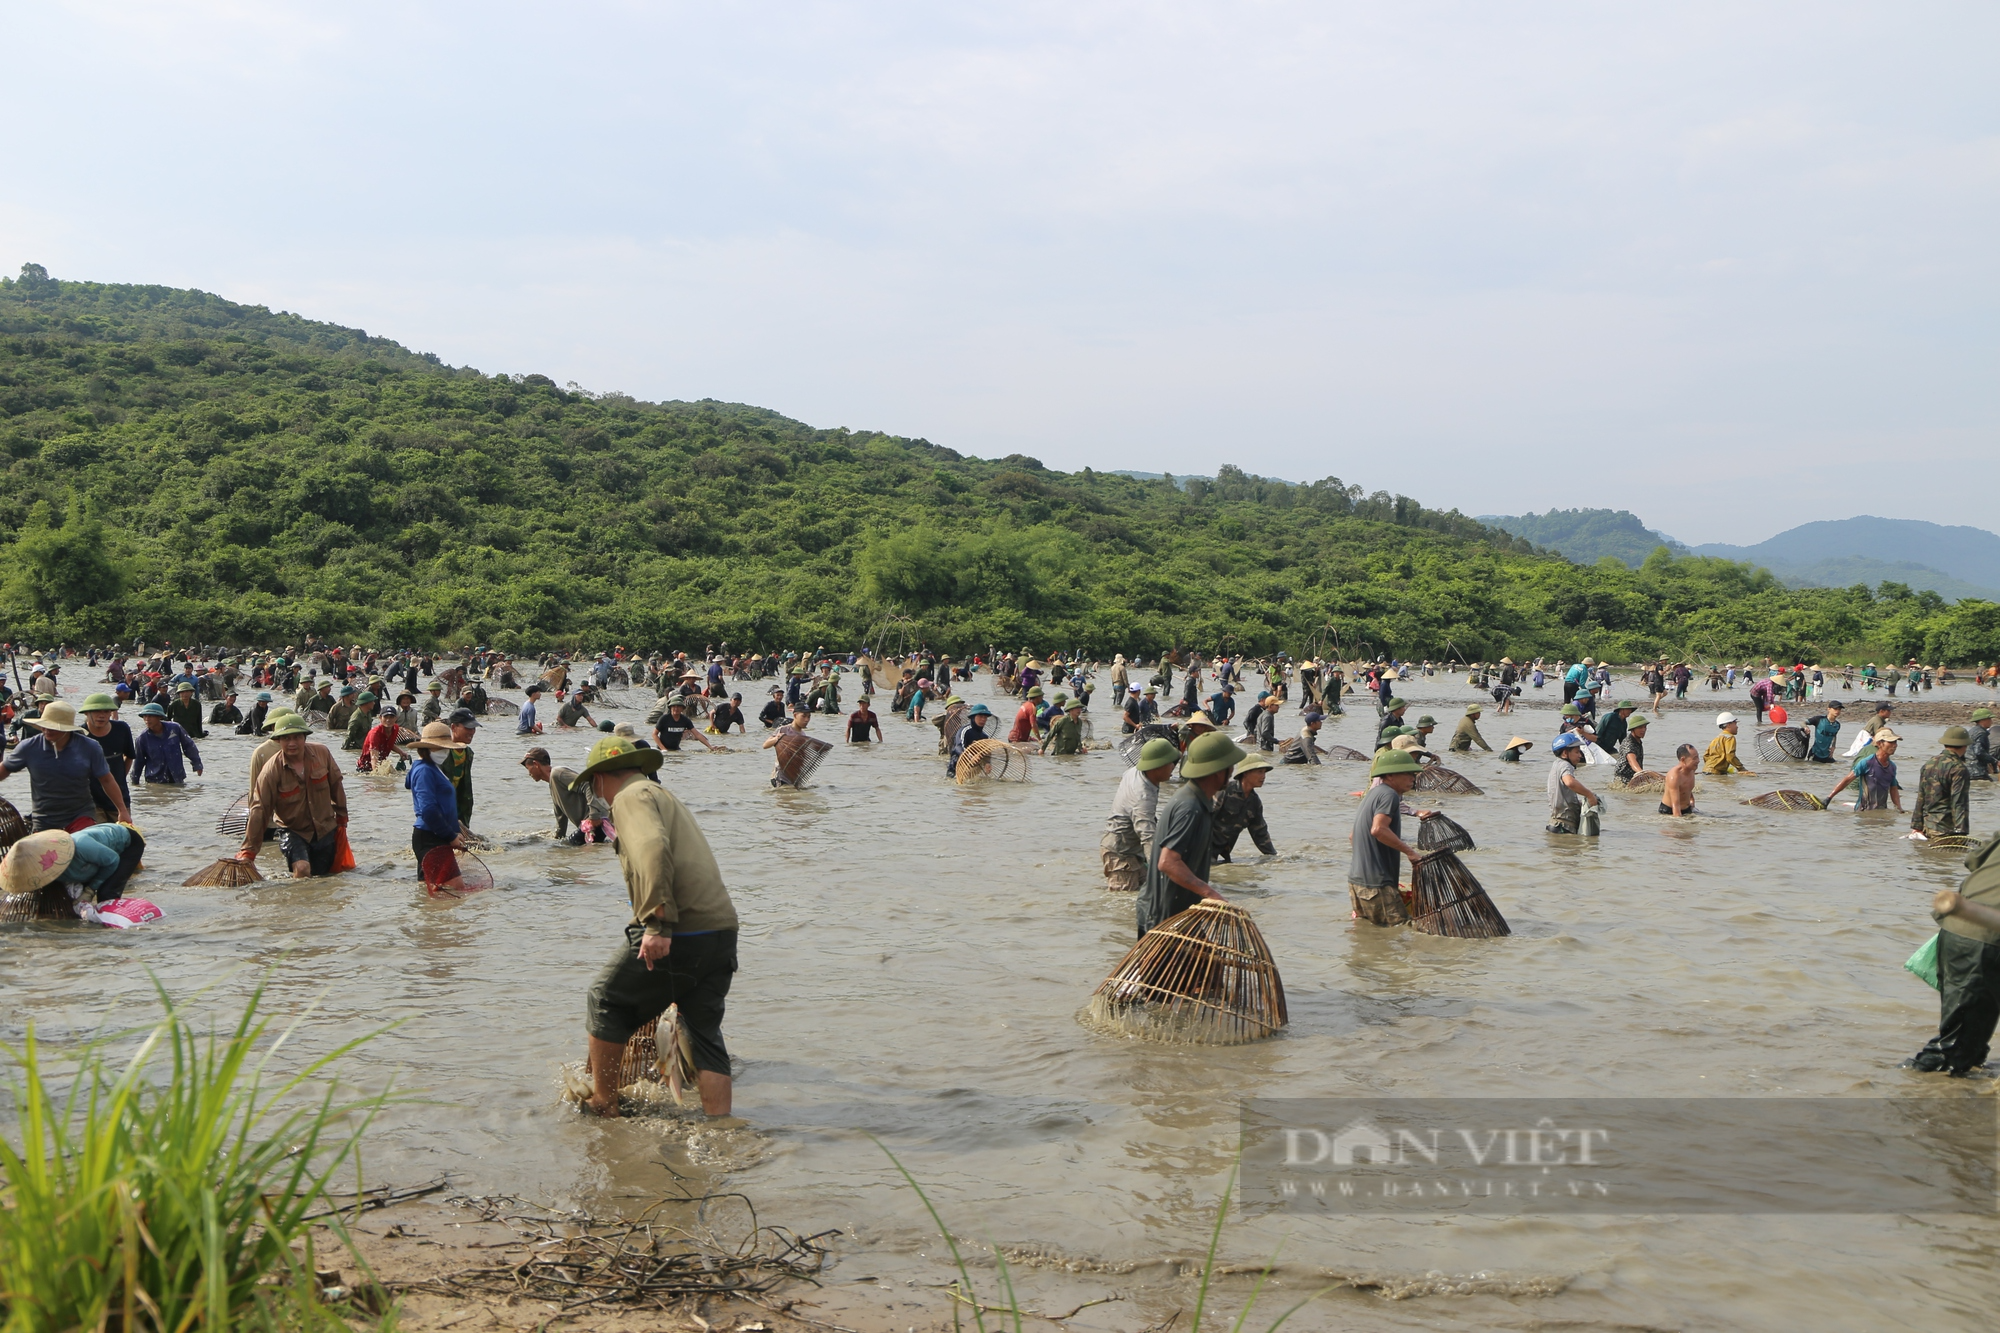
[610,779,739,936]
[1043,716,1084,755]
[1450,716,1490,752]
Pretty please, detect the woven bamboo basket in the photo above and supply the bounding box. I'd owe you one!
[773,729,833,788]
[1742,790,1827,811]
[617,1007,698,1097]
[0,797,28,852]
[956,739,1031,783]
[1408,851,1510,938]
[1414,811,1475,853]
[215,792,252,839]
[1753,727,1810,763]
[0,884,73,924]
[933,703,969,754]
[1410,766,1483,795]
[1081,901,1288,1044]
[183,857,265,887]
[1921,835,1979,852]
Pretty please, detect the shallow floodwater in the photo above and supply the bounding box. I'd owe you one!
[5,667,1998,1331]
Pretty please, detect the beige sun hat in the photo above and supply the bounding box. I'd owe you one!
[411,721,466,752]
[30,700,85,733]
[1,830,74,894]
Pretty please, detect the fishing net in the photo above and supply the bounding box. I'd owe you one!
[1408,850,1510,938]
[1742,790,1827,812]
[955,739,1031,784]
[1080,901,1288,1045]
[1619,771,1666,792]
[422,847,494,898]
[495,667,520,689]
[772,730,833,788]
[1116,724,1181,766]
[1415,812,1476,853]
[437,666,465,699]
[183,856,265,887]
[1410,765,1483,795]
[1325,745,1371,762]
[215,792,252,839]
[0,797,28,852]
[485,696,520,717]
[1754,727,1810,763]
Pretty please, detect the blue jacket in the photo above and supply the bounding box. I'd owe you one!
[64,823,135,896]
[406,758,461,837]
[132,721,201,783]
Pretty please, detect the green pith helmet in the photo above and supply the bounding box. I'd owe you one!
[1386,697,1407,711]
[1136,738,1181,770]
[269,714,312,737]
[1941,726,1971,747]
[78,693,120,713]
[569,735,664,788]
[1369,749,1422,777]
[1181,732,1247,779]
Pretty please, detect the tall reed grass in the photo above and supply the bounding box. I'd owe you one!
[0,981,392,1333]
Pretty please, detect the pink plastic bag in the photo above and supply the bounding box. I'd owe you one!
[84,898,164,928]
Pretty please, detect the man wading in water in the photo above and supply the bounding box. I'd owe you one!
[1137,732,1245,936]
[1348,748,1430,925]
[576,737,740,1119]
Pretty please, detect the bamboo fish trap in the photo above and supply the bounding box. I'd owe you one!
[1753,727,1810,763]
[0,884,73,924]
[1921,835,1979,853]
[1408,851,1510,938]
[215,793,253,839]
[617,1007,698,1098]
[955,739,1031,784]
[1410,765,1483,795]
[933,702,969,753]
[1325,745,1371,762]
[1414,811,1476,853]
[772,729,833,788]
[183,856,265,888]
[1081,901,1288,1045]
[0,797,28,853]
[1742,790,1827,812]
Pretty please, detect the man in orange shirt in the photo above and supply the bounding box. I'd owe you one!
[1009,685,1043,743]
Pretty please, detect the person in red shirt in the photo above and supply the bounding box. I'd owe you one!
[1010,686,1043,742]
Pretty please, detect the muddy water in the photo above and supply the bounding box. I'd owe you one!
[5,669,1998,1331]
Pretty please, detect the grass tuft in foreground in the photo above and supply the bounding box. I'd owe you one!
[877,1141,1333,1333]
[0,979,393,1333]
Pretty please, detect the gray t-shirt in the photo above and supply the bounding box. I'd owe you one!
[1347,781,1402,888]
[1548,758,1582,820]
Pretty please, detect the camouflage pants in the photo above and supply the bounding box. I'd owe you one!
[1101,827,1145,892]
[1349,881,1411,926]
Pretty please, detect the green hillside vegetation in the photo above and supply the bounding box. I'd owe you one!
[2,265,1996,664]
[1478,508,1688,568]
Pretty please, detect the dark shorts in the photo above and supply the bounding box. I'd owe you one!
[1657,803,1697,817]
[97,830,146,901]
[279,827,340,876]
[586,924,737,1075]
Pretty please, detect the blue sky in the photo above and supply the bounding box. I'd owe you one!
[4,1,1994,545]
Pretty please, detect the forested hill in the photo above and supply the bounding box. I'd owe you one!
[1,265,1995,665]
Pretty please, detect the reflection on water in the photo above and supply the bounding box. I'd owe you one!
[5,670,1998,1330]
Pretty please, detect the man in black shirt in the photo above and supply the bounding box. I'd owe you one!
[757,687,787,729]
[654,699,716,752]
[710,693,747,734]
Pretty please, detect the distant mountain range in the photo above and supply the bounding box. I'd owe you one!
[1481,510,2000,603]
[1476,509,1688,567]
